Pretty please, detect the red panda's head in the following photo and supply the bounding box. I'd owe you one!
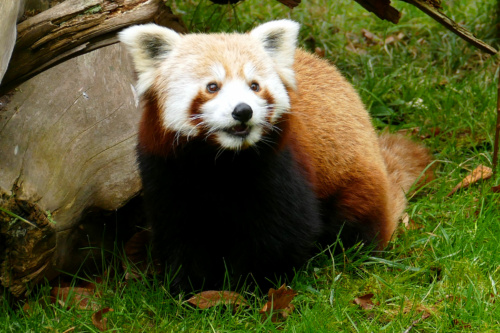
[119,20,299,153]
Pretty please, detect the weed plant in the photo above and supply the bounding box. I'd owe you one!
[2,0,500,331]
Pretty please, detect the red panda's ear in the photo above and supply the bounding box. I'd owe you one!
[119,24,181,94]
[250,20,299,89]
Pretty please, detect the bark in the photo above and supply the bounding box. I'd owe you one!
[0,2,186,298]
[0,1,24,84]
[0,0,187,95]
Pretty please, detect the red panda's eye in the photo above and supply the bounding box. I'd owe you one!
[207,83,219,93]
[250,82,260,92]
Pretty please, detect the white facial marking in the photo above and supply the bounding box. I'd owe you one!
[244,63,257,82]
[120,21,300,150]
[211,63,226,83]
[201,78,268,149]
[161,75,200,137]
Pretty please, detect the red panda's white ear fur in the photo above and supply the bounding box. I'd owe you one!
[119,24,181,95]
[250,20,299,90]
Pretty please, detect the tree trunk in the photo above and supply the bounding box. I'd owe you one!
[0,2,186,298]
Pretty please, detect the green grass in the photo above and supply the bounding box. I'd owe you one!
[3,0,500,331]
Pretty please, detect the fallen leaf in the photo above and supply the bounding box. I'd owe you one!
[92,307,114,332]
[123,229,155,280]
[260,284,298,322]
[353,293,375,310]
[51,283,99,310]
[276,0,301,8]
[361,29,381,45]
[187,290,248,309]
[385,32,405,44]
[447,165,493,196]
[452,318,471,329]
[22,296,56,314]
[314,47,325,58]
[492,184,500,193]
[401,213,410,228]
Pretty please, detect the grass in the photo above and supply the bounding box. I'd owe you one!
[2,0,500,331]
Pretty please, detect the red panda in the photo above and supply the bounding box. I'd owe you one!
[119,20,432,292]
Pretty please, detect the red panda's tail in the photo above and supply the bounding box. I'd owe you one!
[378,133,434,224]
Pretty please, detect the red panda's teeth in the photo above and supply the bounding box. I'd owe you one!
[225,124,251,137]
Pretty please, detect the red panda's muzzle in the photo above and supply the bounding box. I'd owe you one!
[225,103,253,138]
[224,124,251,138]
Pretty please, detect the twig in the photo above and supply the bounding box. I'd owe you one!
[493,62,500,175]
[353,0,497,55]
[399,0,497,55]
[0,206,39,229]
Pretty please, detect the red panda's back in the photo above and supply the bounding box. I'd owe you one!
[288,50,389,199]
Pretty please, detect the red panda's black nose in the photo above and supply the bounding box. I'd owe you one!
[232,103,253,123]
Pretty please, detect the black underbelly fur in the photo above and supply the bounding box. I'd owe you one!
[137,141,323,292]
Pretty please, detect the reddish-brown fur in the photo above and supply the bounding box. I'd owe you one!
[284,50,432,246]
[138,48,432,248]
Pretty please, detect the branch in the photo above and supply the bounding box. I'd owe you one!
[493,64,500,175]
[353,0,401,24]
[0,0,186,96]
[400,0,497,55]
[353,0,497,55]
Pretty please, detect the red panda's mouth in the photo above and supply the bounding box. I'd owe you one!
[224,124,251,138]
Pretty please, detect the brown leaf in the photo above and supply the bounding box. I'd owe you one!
[92,307,114,332]
[22,295,56,314]
[361,29,381,45]
[275,0,301,8]
[401,213,424,230]
[452,319,471,329]
[353,293,375,310]
[492,184,500,193]
[187,290,249,309]
[447,165,493,196]
[51,284,99,310]
[385,32,405,45]
[123,229,154,280]
[314,47,325,58]
[260,284,298,322]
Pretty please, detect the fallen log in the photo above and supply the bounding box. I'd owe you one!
[0,0,186,95]
[0,1,186,298]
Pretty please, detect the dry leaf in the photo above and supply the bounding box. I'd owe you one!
[401,213,410,229]
[401,213,423,230]
[361,29,381,45]
[51,282,99,310]
[385,32,404,45]
[447,165,493,196]
[276,0,301,8]
[314,47,325,58]
[123,229,155,280]
[353,293,375,310]
[492,184,500,193]
[92,307,114,332]
[260,284,298,322]
[187,290,248,309]
[22,296,56,314]
[452,319,471,329]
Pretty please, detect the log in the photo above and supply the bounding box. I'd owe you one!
[0,3,186,298]
[0,0,187,95]
[0,1,24,84]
